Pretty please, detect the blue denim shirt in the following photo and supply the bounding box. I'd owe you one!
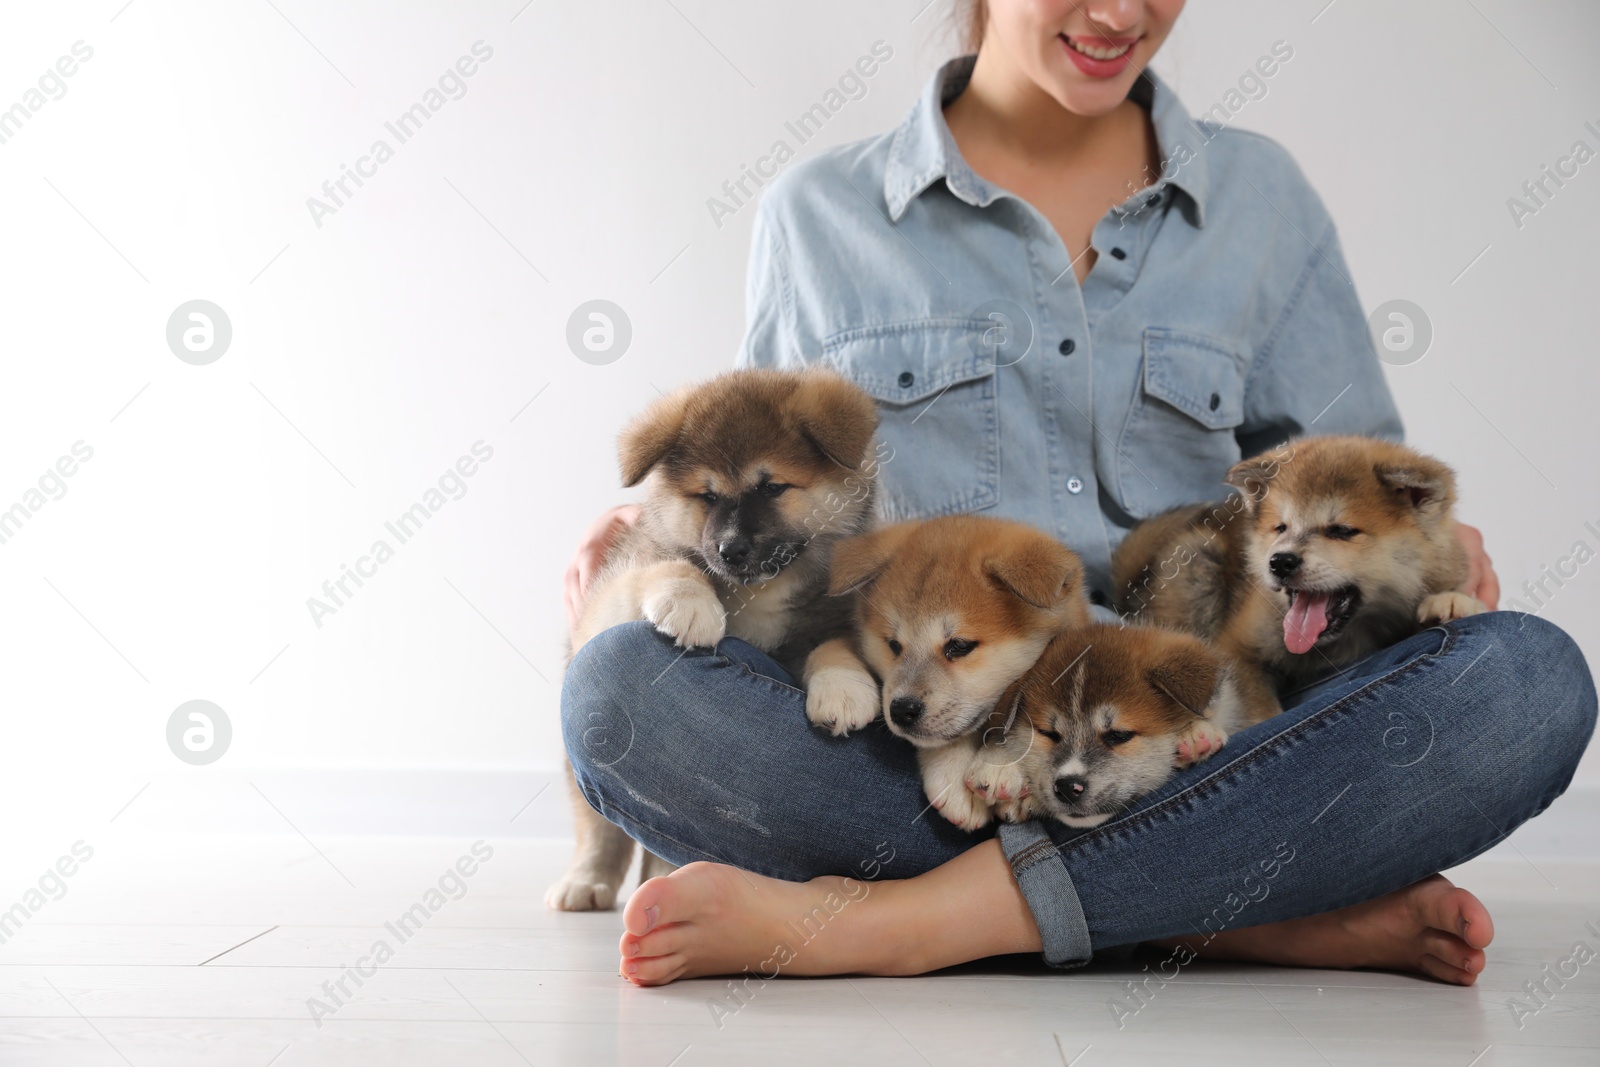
[736,57,1402,598]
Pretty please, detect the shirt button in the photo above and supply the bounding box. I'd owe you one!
[898,371,914,388]
[1110,247,1127,260]
[1066,476,1084,494]
[1209,392,1221,410]
[1058,338,1076,356]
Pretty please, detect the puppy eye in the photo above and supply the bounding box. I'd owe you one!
[1273,523,1287,534]
[886,638,903,657]
[759,482,791,498]
[1325,524,1359,540]
[1102,729,1137,747]
[943,638,978,660]
[698,491,719,505]
[1036,725,1062,743]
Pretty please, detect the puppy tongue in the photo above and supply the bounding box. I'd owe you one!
[1283,592,1330,655]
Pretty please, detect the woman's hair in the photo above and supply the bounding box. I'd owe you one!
[952,0,987,54]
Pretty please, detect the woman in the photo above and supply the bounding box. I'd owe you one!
[562,0,1595,987]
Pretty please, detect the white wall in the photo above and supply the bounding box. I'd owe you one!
[1,0,1595,843]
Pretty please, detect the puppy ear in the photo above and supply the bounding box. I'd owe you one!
[986,536,1084,610]
[1145,641,1220,718]
[1224,446,1290,506]
[828,523,914,595]
[795,370,879,470]
[617,388,692,488]
[1375,454,1456,516]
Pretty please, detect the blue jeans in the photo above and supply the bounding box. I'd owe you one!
[562,613,1595,968]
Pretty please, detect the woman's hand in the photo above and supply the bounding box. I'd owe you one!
[565,504,641,635]
[1456,522,1500,609]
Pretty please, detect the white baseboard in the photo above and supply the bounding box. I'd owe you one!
[97,770,1600,859]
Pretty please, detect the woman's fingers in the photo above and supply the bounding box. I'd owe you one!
[566,504,643,636]
[1455,522,1499,609]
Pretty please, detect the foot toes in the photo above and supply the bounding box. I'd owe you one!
[621,876,674,936]
[623,951,687,986]
[1418,951,1477,986]
[1416,876,1495,950]
[623,922,688,961]
[1420,929,1482,978]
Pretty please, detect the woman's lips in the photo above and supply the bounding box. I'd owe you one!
[1060,33,1138,78]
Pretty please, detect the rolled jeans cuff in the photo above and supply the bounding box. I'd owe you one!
[997,821,1092,969]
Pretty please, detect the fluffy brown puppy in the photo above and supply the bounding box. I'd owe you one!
[549,368,882,911]
[966,624,1267,829]
[828,515,1090,830]
[1112,435,1486,715]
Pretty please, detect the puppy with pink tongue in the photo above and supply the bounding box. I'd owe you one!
[1112,436,1486,717]
[1283,590,1336,655]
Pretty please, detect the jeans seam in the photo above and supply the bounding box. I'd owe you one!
[715,643,808,698]
[1009,839,1060,874]
[1060,624,1459,851]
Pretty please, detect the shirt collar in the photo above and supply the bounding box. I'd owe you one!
[884,55,1210,227]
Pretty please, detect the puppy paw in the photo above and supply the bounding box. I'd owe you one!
[1418,591,1486,627]
[993,793,1039,824]
[930,782,992,832]
[544,875,617,912]
[805,667,880,736]
[1175,719,1228,769]
[965,758,1030,804]
[641,580,725,648]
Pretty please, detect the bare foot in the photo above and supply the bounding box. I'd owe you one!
[1154,874,1495,985]
[618,841,1041,986]
[617,861,897,986]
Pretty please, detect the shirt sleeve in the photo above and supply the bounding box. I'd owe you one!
[734,201,802,370]
[1237,219,1404,456]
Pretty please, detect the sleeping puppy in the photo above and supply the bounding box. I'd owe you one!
[1112,435,1486,715]
[826,515,1090,830]
[965,624,1269,828]
[549,368,882,911]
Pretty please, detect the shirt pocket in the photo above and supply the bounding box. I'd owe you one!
[1113,327,1246,519]
[822,321,1000,521]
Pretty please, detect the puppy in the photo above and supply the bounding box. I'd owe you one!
[965,625,1262,828]
[827,515,1089,830]
[548,368,882,911]
[1112,435,1486,713]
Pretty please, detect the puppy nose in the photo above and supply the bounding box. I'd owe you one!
[1054,775,1088,804]
[1269,551,1301,578]
[718,537,751,565]
[888,697,924,729]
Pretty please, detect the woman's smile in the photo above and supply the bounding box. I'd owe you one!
[1059,32,1140,77]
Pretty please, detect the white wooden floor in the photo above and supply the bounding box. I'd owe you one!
[1,833,1595,1066]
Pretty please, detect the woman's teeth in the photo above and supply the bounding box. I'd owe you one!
[1065,37,1132,60]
